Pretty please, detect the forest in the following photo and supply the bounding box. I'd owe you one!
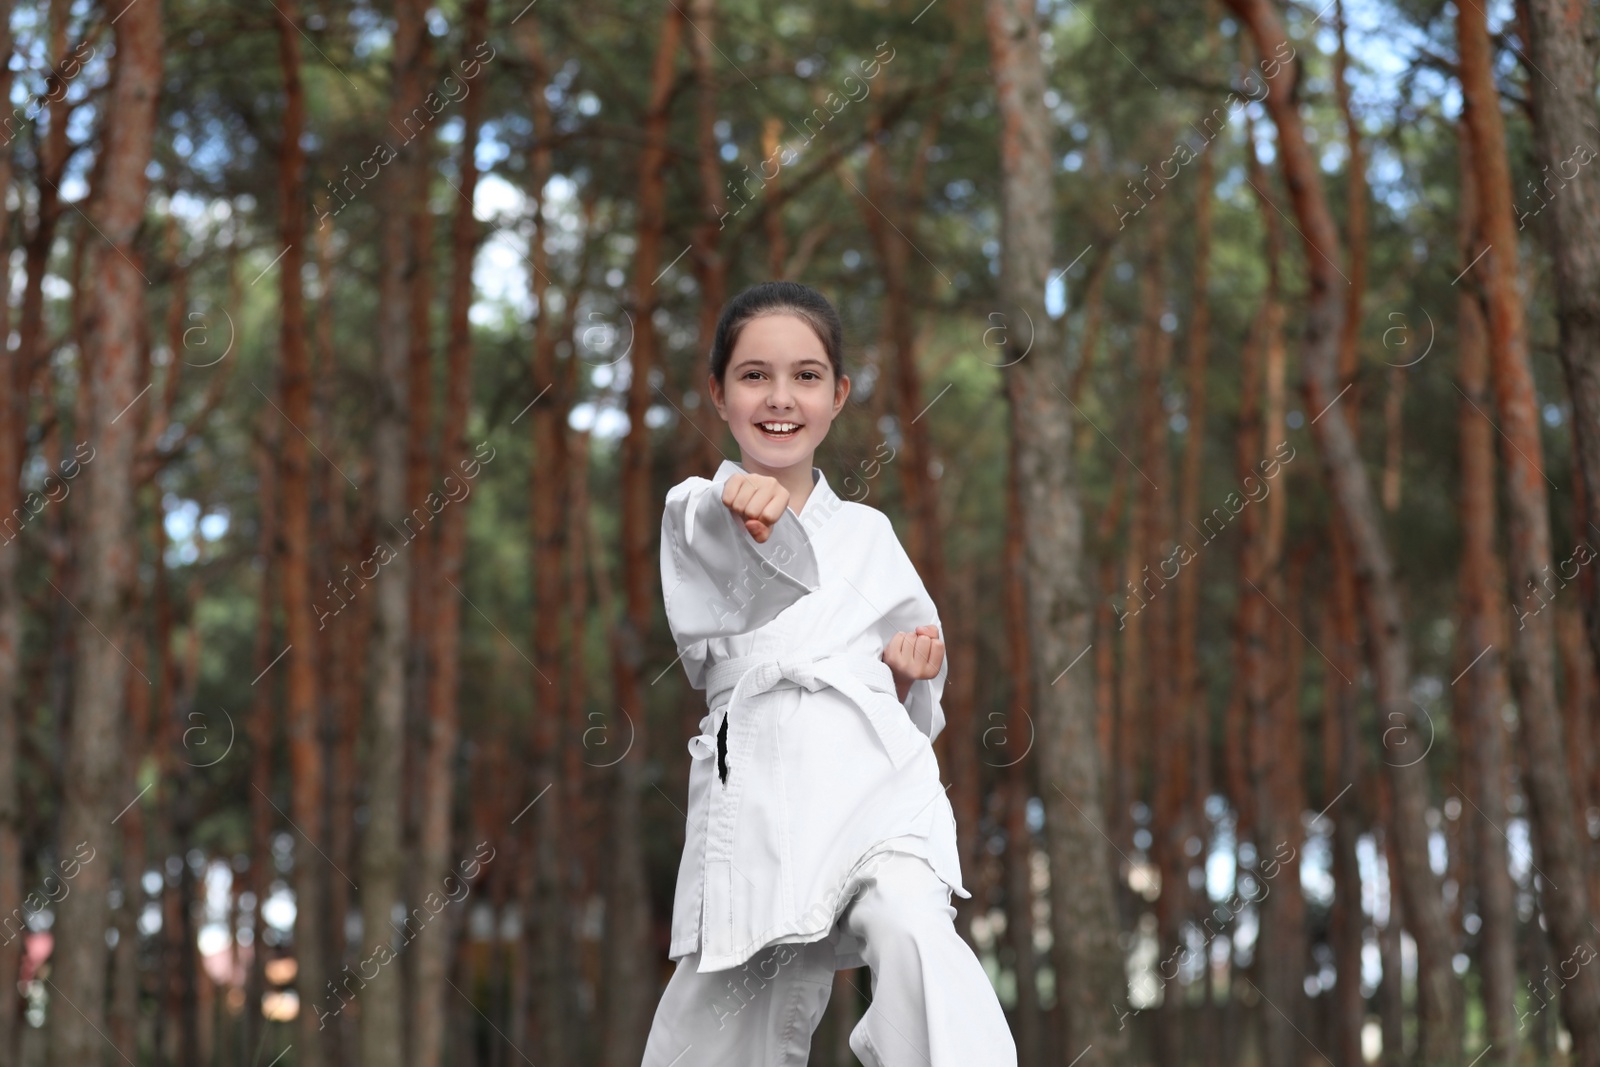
[1,0,1598,1063]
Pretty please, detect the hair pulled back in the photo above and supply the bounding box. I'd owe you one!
[709,281,844,386]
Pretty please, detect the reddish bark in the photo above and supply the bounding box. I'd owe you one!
[411,5,491,1065]
[0,0,22,1056]
[1175,109,1219,1063]
[607,7,682,1063]
[244,413,279,1059]
[1454,112,1519,1066]
[1323,528,1366,1067]
[45,0,162,1063]
[1003,421,1042,1063]
[1459,2,1600,1059]
[362,0,427,1062]
[512,11,581,1062]
[269,5,332,1063]
[1220,1,1464,1057]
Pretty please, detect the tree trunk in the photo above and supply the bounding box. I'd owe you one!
[1453,111,1520,1067]
[1126,192,1184,1061]
[985,0,1130,1060]
[1003,422,1042,1065]
[1326,11,1372,1060]
[363,0,425,1063]
[44,1,161,1063]
[245,414,280,1060]
[1241,99,1306,1066]
[1176,108,1218,1067]
[0,0,22,1053]
[316,218,361,1067]
[401,29,440,1062]
[411,6,489,1066]
[1458,3,1600,1061]
[688,0,730,473]
[1554,607,1600,915]
[109,629,149,1064]
[1219,2,1464,1060]
[567,429,601,1057]
[13,0,74,461]
[604,7,681,1064]
[1323,532,1366,1067]
[510,11,580,1064]
[1518,0,1600,676]
[270,6,330,1065]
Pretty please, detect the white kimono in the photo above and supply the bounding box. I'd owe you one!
[659,459,968,974]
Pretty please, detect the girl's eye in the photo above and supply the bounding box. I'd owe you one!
[799,371,820,380]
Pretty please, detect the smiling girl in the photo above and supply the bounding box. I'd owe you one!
[642,281,1015,1066]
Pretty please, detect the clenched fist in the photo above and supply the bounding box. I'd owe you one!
[722,472,791,544]
[883,624,943,703]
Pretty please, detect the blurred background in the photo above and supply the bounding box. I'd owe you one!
[2,0,1598,1063]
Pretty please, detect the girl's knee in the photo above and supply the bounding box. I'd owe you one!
[847,879,955,950]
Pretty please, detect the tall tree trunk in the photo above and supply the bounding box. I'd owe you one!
[688,0,730,472]
[1126,192,1183,1061]
[761,118,789,277]
[604,7,681,1065]
[1376,818,1406,1067]
[1453,111,1519,1067]
[1326,10,1372,1059]
[1323,534,1366,1067]
[109,597,149,1065]
[245,414,280,1061]
[1176,106,1218,1067]
[45,0,162,1063]
[1003,422,1042,1066]
[1219,3,1464,1060]
[315,218,360,1067]
[410,4,488,1063]
[985,0,1130,1060]
[272,7,329,1066]
[510,10,579,1064]
[1229,100,1272,862]
[567,429,600,1058]
[1555,605,1600,909]
[14,0,73,457]
[0,0,23,1055]
[1458,4,1600,1061]
[1518,0,1600,675]
[160,573,202,1067]
[1242,101,1305,1065]
[363,0,425,1063]
[401,29,440,1063]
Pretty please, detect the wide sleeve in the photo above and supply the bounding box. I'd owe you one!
[872,511,948,744]
[659,476,821,655]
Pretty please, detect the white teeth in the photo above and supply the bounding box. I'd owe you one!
[758,422,800,433]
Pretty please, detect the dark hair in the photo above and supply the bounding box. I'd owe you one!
[709,281,845,386]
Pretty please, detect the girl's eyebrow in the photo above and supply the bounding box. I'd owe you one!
[734,357,828,369]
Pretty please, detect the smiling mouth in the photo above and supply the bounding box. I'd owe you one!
[756,421,803,439]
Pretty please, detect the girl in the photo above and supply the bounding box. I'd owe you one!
[642,282,1016,1066]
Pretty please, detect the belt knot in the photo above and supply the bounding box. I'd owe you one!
[773,655,817,691]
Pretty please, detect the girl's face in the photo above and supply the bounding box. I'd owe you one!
[709,312,850,476]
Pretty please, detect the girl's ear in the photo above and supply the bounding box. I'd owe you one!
[707,373,726,418]
[833,373,851,415]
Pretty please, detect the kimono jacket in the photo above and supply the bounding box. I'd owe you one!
[659,458,969,975]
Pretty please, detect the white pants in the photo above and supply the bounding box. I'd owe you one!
[641,851,1017,1067]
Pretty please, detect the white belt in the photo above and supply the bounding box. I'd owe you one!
[687,653,919,773]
